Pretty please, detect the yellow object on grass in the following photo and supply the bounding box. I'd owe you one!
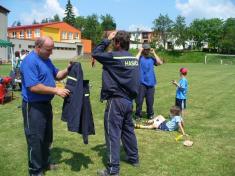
[175,134,183,141]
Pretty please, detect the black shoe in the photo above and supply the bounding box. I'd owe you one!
[125,159,140,167]
[131,162,140,167]
[44,163,59,171]
[97,169,119,176]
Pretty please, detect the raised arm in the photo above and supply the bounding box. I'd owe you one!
[92,31,117,64]
[136,48,143,60]
[151,48,163,65]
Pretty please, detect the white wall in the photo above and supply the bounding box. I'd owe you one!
[0,11,8,61]
[10,38,84,60]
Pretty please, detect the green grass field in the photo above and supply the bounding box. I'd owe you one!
[0,59,235,176]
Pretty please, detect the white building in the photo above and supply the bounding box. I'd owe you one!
[129,30,152,49]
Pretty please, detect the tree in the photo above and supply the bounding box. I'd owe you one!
[100,14,116,31]
[74,16,86,32]
[53,14,61,22]
[188,19,208,49]
[32,19,39,24]
[17,21,21,26]
[220,18,235,53]
[205,18,223,50]
[41,18,49,23]
[152,14,173,49]
[63,0,75,26]
[172,15,188,49]
[82,14,103,47]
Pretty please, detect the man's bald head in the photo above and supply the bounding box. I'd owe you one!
[35,36,54,59]
[35,36,54,48]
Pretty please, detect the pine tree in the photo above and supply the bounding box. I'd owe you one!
[17,21,21,26]
[53,14,61,22]
[32,19,39,24]
[63,0,75,26]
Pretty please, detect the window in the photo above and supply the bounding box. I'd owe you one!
[12,32,17,38]
[142,33,148,39]
[27,29,32,39]
[19,31,24,39]
[68,32,73,39]
[28,45,35,49]
[62,32,67,39]
[74,33,79,40]
[34,29,40,37]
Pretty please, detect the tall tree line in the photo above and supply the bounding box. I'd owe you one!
[26,0,234,53]
[152,14,235,53]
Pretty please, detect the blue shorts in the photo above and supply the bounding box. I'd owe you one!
[158,121,169,131]
[175,98,186,110]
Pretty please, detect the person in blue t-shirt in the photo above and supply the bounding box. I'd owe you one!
[135,43,163,119]
[20,36,71,176]
[134,106,187,135]
[172,68,188,116]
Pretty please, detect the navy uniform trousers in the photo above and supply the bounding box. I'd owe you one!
[104,97,139,174]
[135,83,155,118]
[22,101,53,175]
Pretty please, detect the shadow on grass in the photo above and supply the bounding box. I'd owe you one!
[133,111,151,120]
[91,144,136,166]
[91,144,107,166]
[51,147,93,172]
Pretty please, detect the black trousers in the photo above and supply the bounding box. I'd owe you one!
[22,101,53,175]
[135,84,155,118]
[104,97,139,174]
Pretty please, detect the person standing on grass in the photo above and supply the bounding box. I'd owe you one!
[172,67,188,116]
[135,43,163,120]
[20,36,71,176]
[92,31,140,176]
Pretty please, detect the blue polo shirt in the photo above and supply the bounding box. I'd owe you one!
[139,56,157,86]
[20,51,59,102]
[176,77,188,99]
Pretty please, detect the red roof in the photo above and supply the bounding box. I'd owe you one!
[8,22,64,30]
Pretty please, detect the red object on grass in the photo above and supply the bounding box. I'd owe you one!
[0,76,13,104]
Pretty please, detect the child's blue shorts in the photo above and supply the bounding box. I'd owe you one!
[175,98,186,110]
[158,121,169,131]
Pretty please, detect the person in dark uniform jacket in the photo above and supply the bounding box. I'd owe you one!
[20,36,71,176]
[92,31,140,176]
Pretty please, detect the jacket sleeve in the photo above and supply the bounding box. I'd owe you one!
[92,39,114,65]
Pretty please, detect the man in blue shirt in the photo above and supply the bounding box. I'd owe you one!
[20,36,70,176]
[135,43,163,119]
[92,31,139,176]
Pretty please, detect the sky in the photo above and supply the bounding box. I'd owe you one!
[1,0,235,31]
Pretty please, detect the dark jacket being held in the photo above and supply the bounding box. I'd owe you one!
[62,62,95,144]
